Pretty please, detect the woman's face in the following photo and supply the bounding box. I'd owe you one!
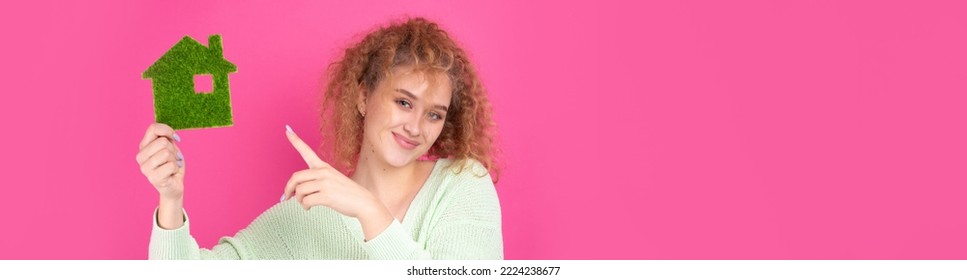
[359,66,452,168]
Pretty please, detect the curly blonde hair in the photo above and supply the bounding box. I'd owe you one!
[320,17,499,183]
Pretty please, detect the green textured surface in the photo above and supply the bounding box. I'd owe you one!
[143,35,237,130]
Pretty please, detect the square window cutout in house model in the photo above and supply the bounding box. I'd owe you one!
[143,35,237,130]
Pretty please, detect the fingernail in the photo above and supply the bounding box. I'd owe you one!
[177,151,184,161]
[177,160,184,168]
[280,194,286,202]
[172,133,182,142]
[285,124,293,134]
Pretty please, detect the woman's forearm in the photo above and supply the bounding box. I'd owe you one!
[157,196,185,230]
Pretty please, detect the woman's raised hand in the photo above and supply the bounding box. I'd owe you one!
[136,123,185,200]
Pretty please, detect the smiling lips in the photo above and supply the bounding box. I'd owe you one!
[393,132,419,150]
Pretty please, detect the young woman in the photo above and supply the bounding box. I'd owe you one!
[135,17,502,259]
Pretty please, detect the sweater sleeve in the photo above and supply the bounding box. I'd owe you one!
[363,162,504,260]
[148,207,243,260]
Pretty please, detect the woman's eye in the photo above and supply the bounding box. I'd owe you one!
[429,113,441,120]
[396,99,411,108]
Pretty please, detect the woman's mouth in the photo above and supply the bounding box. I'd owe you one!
[393,132,419,150]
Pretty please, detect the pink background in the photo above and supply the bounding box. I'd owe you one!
[0,0,965,259]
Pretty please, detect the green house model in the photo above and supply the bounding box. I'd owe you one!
[143,35,237,130]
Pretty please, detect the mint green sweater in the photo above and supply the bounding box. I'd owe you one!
[149,158,503,260]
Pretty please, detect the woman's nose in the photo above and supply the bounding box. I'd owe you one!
[403,113,422,136]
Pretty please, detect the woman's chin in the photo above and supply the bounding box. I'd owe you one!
[383,151,419,167]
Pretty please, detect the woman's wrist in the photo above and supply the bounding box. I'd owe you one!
[358,199,394,242]
[160,188,184,201]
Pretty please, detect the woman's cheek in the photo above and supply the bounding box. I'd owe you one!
[427,124,445,143]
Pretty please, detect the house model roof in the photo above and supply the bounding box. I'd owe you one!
[143,35,237,78]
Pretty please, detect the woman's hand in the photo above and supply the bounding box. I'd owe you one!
[283,125,393,241]
[282,125,380,218]
[136,123,185,200]
[136,123,186,229]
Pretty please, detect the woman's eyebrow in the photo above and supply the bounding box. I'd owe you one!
[395,88,449,111]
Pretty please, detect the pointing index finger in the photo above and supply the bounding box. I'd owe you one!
[285,124,327,168]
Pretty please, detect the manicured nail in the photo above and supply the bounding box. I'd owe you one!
[172,133,181,142]
[177,160,184,168]
[280,194,286,202]
[177,151,184,161]
[285,124,293,134]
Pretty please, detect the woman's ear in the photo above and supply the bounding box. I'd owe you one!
[357,90,367,117]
